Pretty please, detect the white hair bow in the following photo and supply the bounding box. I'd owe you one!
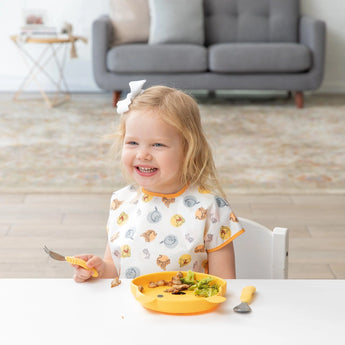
[116,79,147,114]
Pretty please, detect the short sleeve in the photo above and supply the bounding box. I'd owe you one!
[205,196,245,253]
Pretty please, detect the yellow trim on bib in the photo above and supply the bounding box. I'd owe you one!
[207,228,245,253]
[142,185,188,198]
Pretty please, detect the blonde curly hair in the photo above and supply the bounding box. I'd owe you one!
[114,85,225,199]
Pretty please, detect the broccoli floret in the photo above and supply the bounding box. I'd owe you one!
[194,283,219,297]
[180,270,196,285]
[188,275,220,297]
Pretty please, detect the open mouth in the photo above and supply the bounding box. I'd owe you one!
[136,166,158,175]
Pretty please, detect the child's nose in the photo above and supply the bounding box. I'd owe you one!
[136,148,152,160]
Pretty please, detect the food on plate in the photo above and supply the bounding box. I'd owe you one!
[148,280,168,288]
[164,284,191,294]
[148,270,220,297]
[191,276,220,297]
[131,271,227,314]
[180,270,196,285]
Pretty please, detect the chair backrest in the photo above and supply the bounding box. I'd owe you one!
[234,217,289,279]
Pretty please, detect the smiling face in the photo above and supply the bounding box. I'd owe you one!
[121,109,185,194]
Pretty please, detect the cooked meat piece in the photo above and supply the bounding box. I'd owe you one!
[172,277,182,285]
[148,281,158,288]
[110,277,121,288]
[176,271,184,278]
[164,284,190,293]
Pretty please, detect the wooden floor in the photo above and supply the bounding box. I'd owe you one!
[1,193,344,279]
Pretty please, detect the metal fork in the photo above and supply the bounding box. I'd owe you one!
[43,245,98,277]
[43,245,66,261]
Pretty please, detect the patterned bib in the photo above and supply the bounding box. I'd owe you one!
[107,185,244,279]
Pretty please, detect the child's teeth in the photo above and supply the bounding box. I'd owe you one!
[139,167,156,172]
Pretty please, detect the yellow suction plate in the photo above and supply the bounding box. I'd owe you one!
[131,271,227,315]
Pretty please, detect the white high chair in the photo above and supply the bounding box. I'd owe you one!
[234,217,289,279]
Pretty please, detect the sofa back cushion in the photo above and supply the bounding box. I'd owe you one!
[204,0,299,45]
[110,0,150,45]
[149,0,204,45]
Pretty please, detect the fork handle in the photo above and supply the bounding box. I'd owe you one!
[65,256,99,278]
[240,286,256,304]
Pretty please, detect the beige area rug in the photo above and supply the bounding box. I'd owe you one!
[1,93,344,194]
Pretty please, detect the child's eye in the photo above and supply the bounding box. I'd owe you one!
[126,141,138,145]
[153,143,165,147]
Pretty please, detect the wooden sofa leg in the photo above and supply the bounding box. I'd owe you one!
[208,90,216,98]
[112,91,122,107]
[294,91,304,109]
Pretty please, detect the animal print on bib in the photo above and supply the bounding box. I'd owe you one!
[107,185,244,279]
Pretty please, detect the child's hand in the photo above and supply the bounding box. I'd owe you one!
[72,254,105,283]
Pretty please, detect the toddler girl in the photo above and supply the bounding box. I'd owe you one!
[73,80,244,282]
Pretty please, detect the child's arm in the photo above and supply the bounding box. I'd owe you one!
[207,242,236,279]
[73,244,118,282]
[101,243,118,278]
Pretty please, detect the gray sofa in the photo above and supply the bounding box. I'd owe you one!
[92,0,326,108]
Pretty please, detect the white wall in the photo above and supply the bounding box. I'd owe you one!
[0,0,110,92]
[0,0,344,93]
[301,0,345,93]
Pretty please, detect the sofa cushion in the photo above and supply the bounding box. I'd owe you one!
[204,0,299,45]
[107,44,207,73]
[148,0,204,44]
[209,43,311,73]
[109,0,150,46]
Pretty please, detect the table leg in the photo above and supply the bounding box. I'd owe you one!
[12,41,71,107]
[48,43,71,107]
[13,44,52,101]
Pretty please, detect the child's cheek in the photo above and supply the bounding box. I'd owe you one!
[122,149,137,174]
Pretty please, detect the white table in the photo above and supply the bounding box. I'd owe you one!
[0,279,344,344]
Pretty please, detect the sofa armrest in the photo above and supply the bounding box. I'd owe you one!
[299,15,326,88]
[92,15,113,83]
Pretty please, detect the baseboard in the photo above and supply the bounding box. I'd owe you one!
[1,77,345,94]
[0,76,101,92]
